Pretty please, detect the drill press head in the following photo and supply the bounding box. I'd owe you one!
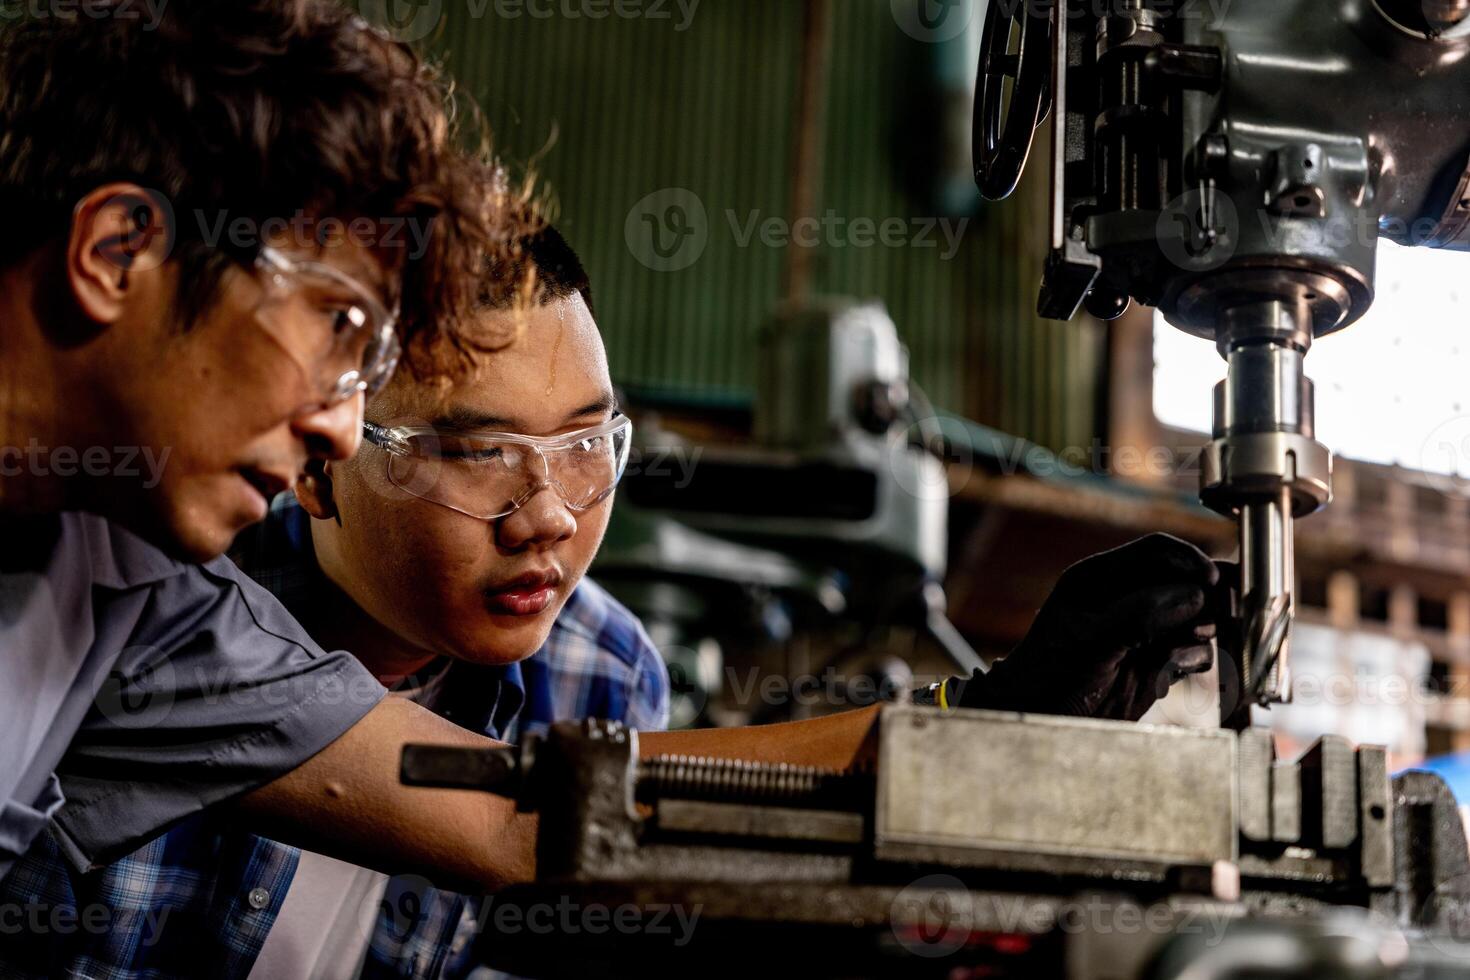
[976,0,1470,713]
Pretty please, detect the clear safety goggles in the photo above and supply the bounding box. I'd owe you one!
[362,414,634,520]
[251,246,402,405]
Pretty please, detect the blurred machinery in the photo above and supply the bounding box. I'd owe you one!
[594,300,981,726]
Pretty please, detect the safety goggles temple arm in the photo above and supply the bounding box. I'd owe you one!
[362,421,410,456]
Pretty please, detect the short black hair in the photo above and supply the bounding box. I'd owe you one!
[482,223,595,319]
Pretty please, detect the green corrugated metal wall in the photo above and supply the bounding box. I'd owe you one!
[418,0,1102,450]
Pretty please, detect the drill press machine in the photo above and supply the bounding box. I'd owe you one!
[977,0,1470,722]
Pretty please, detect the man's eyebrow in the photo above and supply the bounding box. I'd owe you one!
[425,393,617,433]
[565,392,619,423]
[426,407,515,431]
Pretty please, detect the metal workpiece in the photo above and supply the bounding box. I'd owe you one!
[1298,737,1362,852]
[1232,733,1396,896]
[874,706,1239,876]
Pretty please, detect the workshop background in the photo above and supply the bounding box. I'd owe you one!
[355,0,1470,786]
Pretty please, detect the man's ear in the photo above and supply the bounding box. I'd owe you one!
[67,184,175,325]
[295,460,340,522]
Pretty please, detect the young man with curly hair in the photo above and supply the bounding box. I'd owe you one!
[0,0,550,893]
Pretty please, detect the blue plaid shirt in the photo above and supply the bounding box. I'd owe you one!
[0,500,669,980]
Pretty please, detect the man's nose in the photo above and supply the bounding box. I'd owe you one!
[291,392,364,463]
[497,484,577,551]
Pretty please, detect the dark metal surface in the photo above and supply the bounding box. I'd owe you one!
[1015,0,1470,332]
[403,709,1470,978]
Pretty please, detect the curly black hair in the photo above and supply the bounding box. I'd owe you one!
[0,0,525,355]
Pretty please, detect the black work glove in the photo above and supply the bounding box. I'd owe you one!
[950,534,1223,721]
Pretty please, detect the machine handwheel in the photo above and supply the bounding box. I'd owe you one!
[974,0,1053,201]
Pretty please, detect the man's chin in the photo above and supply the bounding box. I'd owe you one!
[87,493,238,564]
[152,494,262,564]
[450,615,559,667]
[153,515,242,564]
[447,643,544,668]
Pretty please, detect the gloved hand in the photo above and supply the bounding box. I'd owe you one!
[949,534,1224,721]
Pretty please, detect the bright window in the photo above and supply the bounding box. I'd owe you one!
[1154,241,1470,477]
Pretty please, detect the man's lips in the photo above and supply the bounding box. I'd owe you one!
[485,570,563,617]
[238,467,293,506]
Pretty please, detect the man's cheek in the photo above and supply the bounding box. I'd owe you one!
[573,505,614,565]
[415,510,492,575]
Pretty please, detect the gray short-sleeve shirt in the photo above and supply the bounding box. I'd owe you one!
[0,512,387,880]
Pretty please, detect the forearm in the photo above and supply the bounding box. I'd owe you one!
[637,704,882,771]
[235,701,881,893]
[237,698,536,893]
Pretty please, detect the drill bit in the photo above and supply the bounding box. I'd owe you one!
[1240,493,1295,704]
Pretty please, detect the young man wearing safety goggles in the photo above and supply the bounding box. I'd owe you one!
[256,227,665,978]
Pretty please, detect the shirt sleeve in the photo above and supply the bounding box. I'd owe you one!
[47,556,387,872]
